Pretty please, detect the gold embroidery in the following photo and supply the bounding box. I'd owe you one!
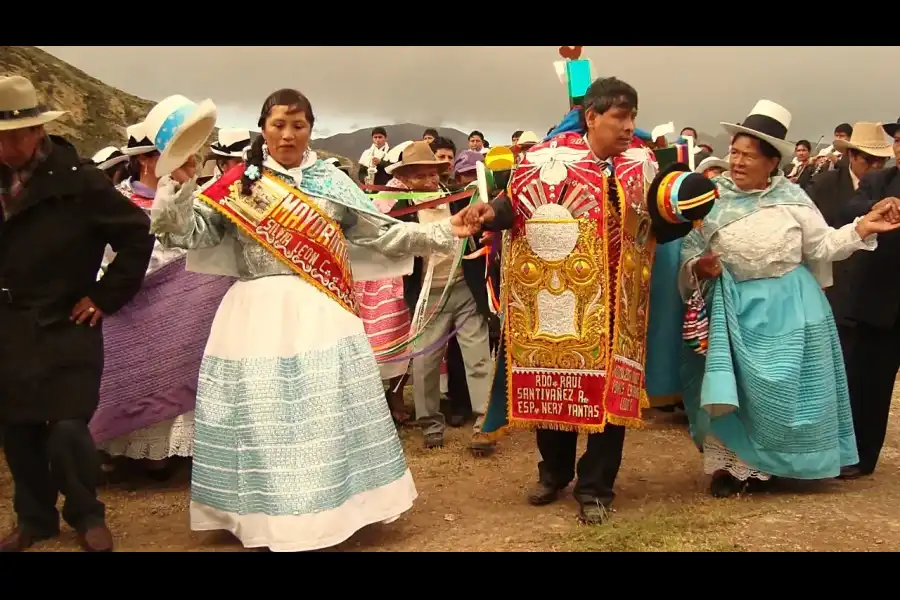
[506,216,609,370]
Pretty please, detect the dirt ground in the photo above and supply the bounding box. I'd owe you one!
[1,385,898,552]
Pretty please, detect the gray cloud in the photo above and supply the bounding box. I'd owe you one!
[39,45,900,141]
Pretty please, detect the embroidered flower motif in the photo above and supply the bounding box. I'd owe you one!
[245,165,260,181]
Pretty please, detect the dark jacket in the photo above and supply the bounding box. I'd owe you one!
[836,166,900,329]
[0,136,154,423]
[807,164,861,324]
[394,190,490,321]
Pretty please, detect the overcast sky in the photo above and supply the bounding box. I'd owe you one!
[41,46,900,147]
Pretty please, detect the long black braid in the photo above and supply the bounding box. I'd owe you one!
[240,89,315,196]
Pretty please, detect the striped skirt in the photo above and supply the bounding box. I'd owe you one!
[353,278,410,380]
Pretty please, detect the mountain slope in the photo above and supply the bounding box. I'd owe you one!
[313,123,471,162]
[1,46,154,157]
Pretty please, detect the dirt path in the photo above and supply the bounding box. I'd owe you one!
[2,388,898,552]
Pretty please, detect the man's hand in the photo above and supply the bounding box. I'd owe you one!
[856,197,900,238]
[693,252,722,280]
[71,297,104,327]
[451,203,496,238]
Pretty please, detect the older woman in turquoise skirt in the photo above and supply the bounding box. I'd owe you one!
[677,100,900,497]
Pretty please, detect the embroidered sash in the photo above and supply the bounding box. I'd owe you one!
[501,133,656,433]
[198,165,357,315]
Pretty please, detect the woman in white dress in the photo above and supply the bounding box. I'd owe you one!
[151,88,472,551]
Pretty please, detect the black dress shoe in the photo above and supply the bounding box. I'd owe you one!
[578,501,611,525]
[0,528,57,552]
[527,482,561,506]
[838,465,864,480]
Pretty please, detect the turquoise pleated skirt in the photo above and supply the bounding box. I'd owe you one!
[681,265,859,480]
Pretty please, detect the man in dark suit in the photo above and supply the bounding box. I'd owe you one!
[0,76,154,552]
[834,119,900,478]
[808,123,892,359]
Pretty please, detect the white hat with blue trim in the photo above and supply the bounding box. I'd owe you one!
[143,94,217,177]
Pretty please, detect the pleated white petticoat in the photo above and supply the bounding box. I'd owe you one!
[189,275,417,552]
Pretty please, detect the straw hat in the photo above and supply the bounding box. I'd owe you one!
[833,122,894,158]
[91,146,129,171]
[515,131,541,149]
[142,94,217,177]
[721,99,795,159]
[694,156,729,174]
[121,122,156,156]
[385,141,449,175]
[0,75,67,131]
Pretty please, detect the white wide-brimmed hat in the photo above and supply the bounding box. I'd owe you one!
[833,122,895,159]
[143,94,217,177]
[515,131,541,148]
[0,75,67,131]
[209,128,252,158]
[694,156,729,174]
[121,122,156,156]
[385,140,414,166]
[721,99,795,159]
[92,146,129,171]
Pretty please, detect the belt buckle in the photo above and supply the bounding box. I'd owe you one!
[0,288,11,304]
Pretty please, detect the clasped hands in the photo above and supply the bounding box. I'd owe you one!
[450,202,496,239]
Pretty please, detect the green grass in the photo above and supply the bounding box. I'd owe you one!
[564,502,759,552]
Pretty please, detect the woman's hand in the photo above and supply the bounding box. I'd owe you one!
[693,252,722,280]
[171,155,198,184]
[856,197,900,239]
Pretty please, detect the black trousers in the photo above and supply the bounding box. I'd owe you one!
[446,331,501,418]
[446,336,472,417]
[536,424,626,507]
[2,418,105,537]
[841,320,900,474]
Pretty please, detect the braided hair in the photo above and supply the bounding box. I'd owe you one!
[240,89,315,196]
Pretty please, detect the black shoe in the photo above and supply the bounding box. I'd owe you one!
[578,501,611,525]
[838,465,867,480]
[448,414,466,428]
[527,483,561,506]
[710,473,746,498]
[0,527,58,552]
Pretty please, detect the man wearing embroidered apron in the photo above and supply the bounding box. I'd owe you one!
[459,77,696,524]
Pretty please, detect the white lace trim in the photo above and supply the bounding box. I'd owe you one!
[703,438,771,482]
[99,412,195,460]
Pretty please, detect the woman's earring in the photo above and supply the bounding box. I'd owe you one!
[262,143,269,163]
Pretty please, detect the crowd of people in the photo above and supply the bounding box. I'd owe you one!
[0,54,899,553]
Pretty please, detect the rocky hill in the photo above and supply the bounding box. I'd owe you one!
[313,123,472,162]
[0,46,351,167]
[1,46,154,157]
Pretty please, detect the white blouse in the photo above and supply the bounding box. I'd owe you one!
[680,203,877,298]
